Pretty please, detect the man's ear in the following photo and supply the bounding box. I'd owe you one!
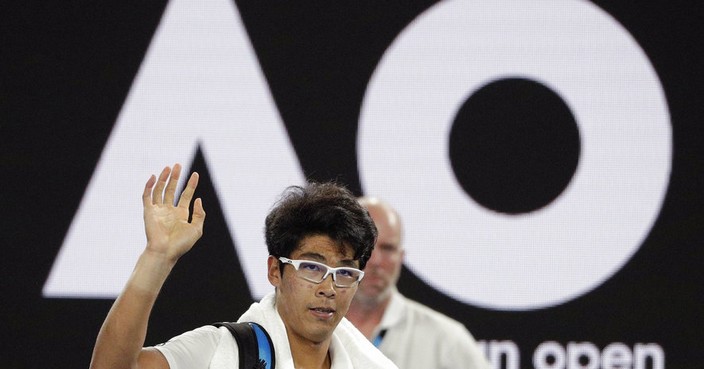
[267,255,281,287]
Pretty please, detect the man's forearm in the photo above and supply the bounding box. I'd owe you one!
[89,250,176,369]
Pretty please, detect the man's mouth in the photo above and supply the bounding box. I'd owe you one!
[310,307,336,318]
[311,307,335,313]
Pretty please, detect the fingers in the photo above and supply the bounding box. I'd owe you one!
[163,164,182,206]
[144,165,202,215]
[151,166,172,205]
[177,172,199,209]
[142,174,157,207]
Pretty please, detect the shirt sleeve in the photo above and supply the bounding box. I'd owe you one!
[153,325,222,369]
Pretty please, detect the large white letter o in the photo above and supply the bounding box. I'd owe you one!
[358,0,671,310]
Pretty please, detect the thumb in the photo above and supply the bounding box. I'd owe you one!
[191,198,206,232]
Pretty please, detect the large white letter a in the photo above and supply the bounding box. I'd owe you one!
[43,0,304,298]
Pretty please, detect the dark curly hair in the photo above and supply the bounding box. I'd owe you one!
[265,182,377,270]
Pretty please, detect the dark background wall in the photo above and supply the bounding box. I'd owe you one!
[2,1,702,368]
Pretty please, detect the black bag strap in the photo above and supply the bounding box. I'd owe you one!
[213,322,275,369]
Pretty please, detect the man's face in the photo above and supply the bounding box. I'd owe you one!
[355,202,404,304]
[268,234,360,344]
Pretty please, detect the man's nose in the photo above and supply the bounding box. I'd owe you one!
[317,273,337,297]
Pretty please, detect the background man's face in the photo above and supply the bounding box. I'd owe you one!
[355,203,404,304]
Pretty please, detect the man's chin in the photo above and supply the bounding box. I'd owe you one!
[355,286,390,304]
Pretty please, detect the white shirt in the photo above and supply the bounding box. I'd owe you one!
[372,288,491,369]
[154,292,398,369]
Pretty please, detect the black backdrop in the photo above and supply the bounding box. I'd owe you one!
[2,1,703,368]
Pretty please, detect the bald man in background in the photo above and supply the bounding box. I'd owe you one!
[347,197,490,369]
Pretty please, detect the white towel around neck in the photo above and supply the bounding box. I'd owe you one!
[209,292,397,369]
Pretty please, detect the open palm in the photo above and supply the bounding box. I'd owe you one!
[142,164,206,261]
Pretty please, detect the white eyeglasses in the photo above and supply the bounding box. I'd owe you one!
[278,257,365,288]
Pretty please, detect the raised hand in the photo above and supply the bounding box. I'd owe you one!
[89,164,206,369]
[142,164,206,262]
